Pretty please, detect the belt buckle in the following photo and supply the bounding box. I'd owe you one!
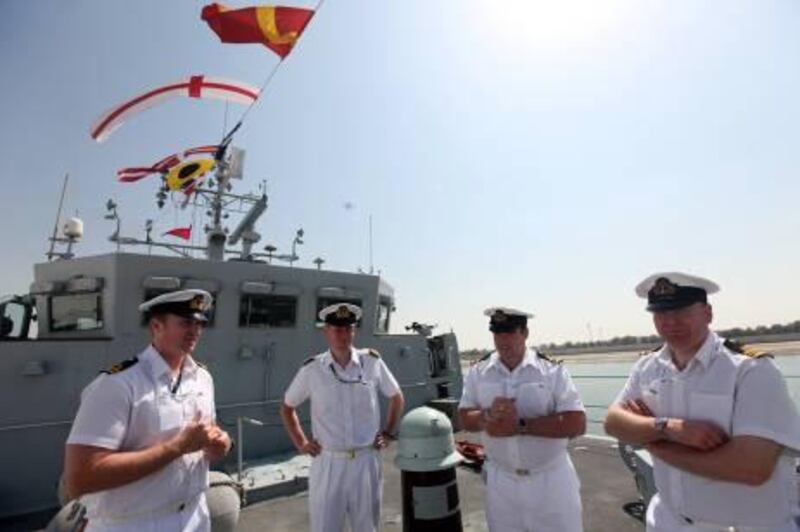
[515,469,530,476]
[346,449,356,459]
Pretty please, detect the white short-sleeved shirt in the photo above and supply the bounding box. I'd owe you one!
[284,348,401,450]
[459,349,585,472]
[67,345,215,523]
[615,331,800,527]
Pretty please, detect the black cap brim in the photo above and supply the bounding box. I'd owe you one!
[186,312,209,323]
[148,306,209,323]
[646,285,707,313]
[324,318,357,326]
[489,322,525,333]
[646,299,699,312]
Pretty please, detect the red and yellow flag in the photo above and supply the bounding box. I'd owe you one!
[202,3,315,59]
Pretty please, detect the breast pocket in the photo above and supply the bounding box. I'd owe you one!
[640,378,665,416]
[317,378,343,417]
[689,392,732,434]
[477,383,505,410]
[352,382,378,426]
[185,389,214,422]
[516,382,551,418]
[157,392,184,435]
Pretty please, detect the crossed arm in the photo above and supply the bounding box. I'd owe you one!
[604,399,782,486]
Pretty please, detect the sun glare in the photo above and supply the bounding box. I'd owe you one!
[471,0,634,57]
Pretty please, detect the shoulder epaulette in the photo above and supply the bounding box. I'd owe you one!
[101,357,138,375]
[366,348,381,359]
[640,344,662,357]
[302,356,317,367]
[469,352,492,367]
[536,351,562,365]
[195,360,208,371]
[724,338,772,359]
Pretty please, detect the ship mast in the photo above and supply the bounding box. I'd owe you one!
[102,127,309,266]
[206,153,230,261]
[206,128,237,260]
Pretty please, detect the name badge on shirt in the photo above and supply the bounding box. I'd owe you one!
[642,378,670,414]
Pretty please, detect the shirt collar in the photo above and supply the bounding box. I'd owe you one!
[325,347,360,369]
[486,349,536,374]
[656,331,718,371]
[521,349,538,369]
[656,344,670,361]
[350,348,361,367]
[692,331,719,368]
[484,352,500,372]
[142,344,198,381]
[182,354,200,375]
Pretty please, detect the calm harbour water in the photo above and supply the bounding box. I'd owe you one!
[556,343,800,436]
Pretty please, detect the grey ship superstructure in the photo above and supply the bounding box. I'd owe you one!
[0,150,462,519]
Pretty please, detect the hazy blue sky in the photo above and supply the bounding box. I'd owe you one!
[1,1,798,349]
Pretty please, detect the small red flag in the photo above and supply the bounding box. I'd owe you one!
[202,3,315,59]
[164,226,192,240]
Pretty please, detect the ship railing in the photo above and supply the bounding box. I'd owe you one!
[2,377,799,435]
[236,416,264,484]
[571,374,800,428]
[572,374,800,519]
[230,384,432,482]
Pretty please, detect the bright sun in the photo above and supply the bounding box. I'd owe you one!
[471,0,634,56]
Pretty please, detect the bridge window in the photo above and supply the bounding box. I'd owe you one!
[50,293,103,332]
[0,298,30,339]
[240,294,297,328]
[376,300,392,333]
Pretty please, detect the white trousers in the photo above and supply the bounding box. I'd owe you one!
[646,494,799,532]
[85,492,210,532]
[485,454,583,532]
[309,449,382,532]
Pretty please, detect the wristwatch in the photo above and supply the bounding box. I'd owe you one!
[654,417,669,433]
[516,418,527,435]
[381,429,398,441]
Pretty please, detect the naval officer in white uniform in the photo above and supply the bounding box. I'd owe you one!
[280,303,405,532]
[64,289,232,531]
[604,272,800,531]
[459,307,586,532]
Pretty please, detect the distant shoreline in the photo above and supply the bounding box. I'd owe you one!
[550,333,800,359]
[563,341,800,364]
[460,333,800,365]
